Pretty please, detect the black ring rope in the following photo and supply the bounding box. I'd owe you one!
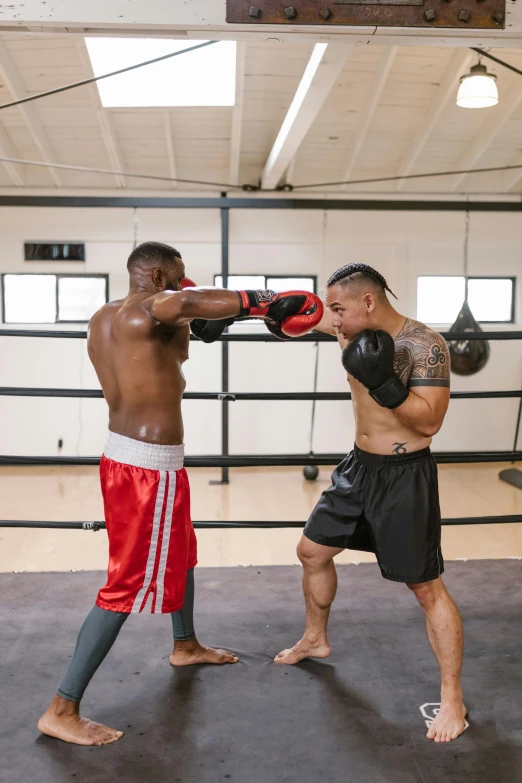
[1,387,521,401]
[1,329,521,342]
[1,452,521,467]
[1,327,520,519]
[1,515,521,531]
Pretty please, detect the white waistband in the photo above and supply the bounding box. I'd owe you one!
[104,431,185,472]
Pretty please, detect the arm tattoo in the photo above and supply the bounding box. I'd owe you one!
[393,319,450,388]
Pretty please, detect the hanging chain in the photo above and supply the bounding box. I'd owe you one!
[463,208,470,301]
[321,208,328,293]
[309,209,328,455]
[133,207,140,249]
[463,209,470,278]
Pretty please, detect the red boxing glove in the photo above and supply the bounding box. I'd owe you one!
[237,289,324,340]
[279,291,324,338]
[181,277,197,289]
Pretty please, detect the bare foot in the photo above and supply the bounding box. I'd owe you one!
[170,638,238,666]
[38,696,123,746]
[426,701,467,742]
[274,637,331,665]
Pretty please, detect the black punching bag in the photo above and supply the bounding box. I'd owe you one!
[446,301,490,376]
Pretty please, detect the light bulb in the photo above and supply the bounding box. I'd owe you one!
[457,63,498,109]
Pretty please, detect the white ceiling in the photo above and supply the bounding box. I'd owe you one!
[0,34,521,196]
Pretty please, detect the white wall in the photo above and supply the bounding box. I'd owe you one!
[0,205,521,458]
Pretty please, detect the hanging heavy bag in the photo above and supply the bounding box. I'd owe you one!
[446,300,490,376]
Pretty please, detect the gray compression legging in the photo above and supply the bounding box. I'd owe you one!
[58,568,195,703]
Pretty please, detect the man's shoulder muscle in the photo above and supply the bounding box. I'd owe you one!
[394,319,450,388]
[90,299,159,355]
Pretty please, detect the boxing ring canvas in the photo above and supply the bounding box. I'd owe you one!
[2,560,521,783]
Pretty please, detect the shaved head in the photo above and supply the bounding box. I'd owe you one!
[127,241,183,274]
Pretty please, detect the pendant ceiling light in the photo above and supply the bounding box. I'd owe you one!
[457,61,498,109]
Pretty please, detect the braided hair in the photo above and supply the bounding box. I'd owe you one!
[326,263,397,300]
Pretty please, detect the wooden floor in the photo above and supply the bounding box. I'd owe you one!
[0,463,521,572]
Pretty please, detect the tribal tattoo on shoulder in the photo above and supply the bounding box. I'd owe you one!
[393,319,450,388]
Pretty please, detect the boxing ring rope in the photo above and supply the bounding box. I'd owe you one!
[1,382,521,466]
[1,451,521,467]
[1,330,521,463]
[1,328,521,528]
[1,388,522,401]
[1,329,522,341]
[1,516,522,530]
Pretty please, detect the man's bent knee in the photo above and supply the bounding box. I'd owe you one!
[407,577,445,609]
[297,536,337,570]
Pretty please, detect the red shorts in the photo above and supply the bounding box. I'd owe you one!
[96,432,197,614]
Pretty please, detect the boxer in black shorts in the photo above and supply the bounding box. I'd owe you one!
[306,445,442,584]
[275,263,467,744]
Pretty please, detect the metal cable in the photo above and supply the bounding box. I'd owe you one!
[0,40,219,111]
[308,342,320,455]
[290,163,522,191]
[0,158,521,193]
[0,156,241,190]
[133,207,140,250]
[0,42,519,193]
[463,208,470,286]
[471,48,522,79]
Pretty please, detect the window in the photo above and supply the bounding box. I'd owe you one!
[2,274,108,324]
[467,278,514,322]
[214,275,316,294]
[214,275,266,290]
[267,277,316,294]
[417,276,515,324]
[58,278,108,322]
[3,275,57,323]
[85,38,236,108]
[213,275,317,326]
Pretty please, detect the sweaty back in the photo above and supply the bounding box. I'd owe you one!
[87,294,189,445]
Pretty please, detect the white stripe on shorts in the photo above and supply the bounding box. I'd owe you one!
[131,471,167,613]
[153,471,176,613]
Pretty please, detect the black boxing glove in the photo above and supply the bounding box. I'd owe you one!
[180,279,236,343]
[342,329,409,409]
[190,316,236,344]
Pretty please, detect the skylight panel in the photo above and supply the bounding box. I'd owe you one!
[85,38,236,108]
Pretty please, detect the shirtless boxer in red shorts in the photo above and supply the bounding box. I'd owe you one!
[38,241,322,746]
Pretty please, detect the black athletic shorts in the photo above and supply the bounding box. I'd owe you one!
[304,445,444,584]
